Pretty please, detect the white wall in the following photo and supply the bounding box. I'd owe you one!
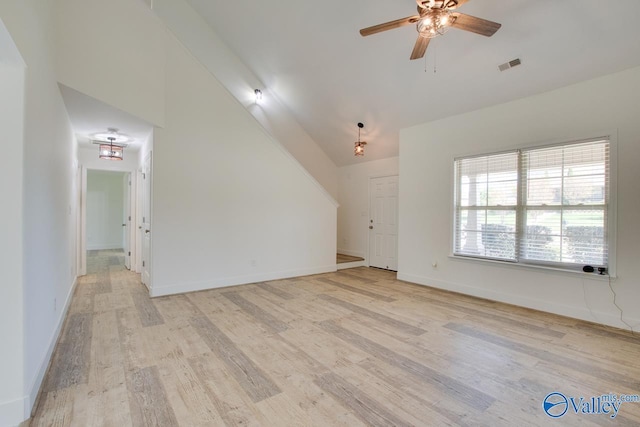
[399,66,640,330]
[151,31,337,296]
[86,171,126,250]
[150,0,339,200]
[54,0,338,201]
[0,1,78,424]
[55,0,165,127]
[337,157,399,260]
[0,17,26,426]
[55,0,338,297]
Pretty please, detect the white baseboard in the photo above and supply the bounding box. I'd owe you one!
[0,396,26,427]
[337,248,365,259]
[0,276,77,426]
[337,261,366,270]
[25,276,78,419]
[397,272,640,331]
[151,265,337,297]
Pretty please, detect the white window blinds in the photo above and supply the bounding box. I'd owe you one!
[454,138,610,270]
[454,151,519,261]
[520,140,609,266]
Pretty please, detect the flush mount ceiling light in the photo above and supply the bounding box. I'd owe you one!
[354,122,367,157]
[92,128,128,161]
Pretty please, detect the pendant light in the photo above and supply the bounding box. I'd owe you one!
[99,137,124,161]
[93,128,127,161]
[354,122,367,156]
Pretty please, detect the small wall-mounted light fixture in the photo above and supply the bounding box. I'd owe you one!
[254,89,263,103]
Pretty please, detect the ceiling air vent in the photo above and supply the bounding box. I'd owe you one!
[498,58,522,72]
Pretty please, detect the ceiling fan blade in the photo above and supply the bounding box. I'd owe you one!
[360,15,420,37]
[410,36,430,60]
[450,13,501,36]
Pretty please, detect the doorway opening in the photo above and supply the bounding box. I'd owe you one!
[84,170,132,273]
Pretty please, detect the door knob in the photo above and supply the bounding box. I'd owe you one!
[145,229,150,234]
[122,224,126,227]
[369,226,373,229]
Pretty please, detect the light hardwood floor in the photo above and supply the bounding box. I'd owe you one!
[336,254,365,264]
[31,251,640,426]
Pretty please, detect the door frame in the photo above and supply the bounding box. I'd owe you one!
[134,166,144,273]
[122,172,137,270]
[367,174,399,270]
[140,150,152,290]
[78,168,137,275]
[78,165,87,276]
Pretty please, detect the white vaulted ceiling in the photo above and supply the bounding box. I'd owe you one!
[59,84,153,152]
[186,0,640,166]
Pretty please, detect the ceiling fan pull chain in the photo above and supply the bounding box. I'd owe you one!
[423,40,437,74]
[433,40,437,74]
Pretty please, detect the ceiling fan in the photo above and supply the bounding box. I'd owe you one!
[360,0,501,60]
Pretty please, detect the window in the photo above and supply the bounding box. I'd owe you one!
[454,138,610,271]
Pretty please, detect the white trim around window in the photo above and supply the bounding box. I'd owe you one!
[451,133,617,277]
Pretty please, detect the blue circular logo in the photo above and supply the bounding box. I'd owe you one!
[543,392,568,418]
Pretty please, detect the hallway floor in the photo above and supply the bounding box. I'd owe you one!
[86,249,125,274]
[336,253,364,264]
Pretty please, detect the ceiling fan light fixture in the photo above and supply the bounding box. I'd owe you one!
[360,0,501,61]
[417,8,452,38]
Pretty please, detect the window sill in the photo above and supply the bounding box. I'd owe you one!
[448,254,616,280]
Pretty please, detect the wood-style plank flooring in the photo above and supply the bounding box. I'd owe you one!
[31,250,640,426]
[336,253,364,264]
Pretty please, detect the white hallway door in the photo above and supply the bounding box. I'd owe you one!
[123,173,131,270]
[141,152,152,287]
[369,175,399,271]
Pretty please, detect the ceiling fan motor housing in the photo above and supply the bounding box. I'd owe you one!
[417,0,459,9]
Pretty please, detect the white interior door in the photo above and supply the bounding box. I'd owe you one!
[368,175,399,271]
[78,166,87,276]
[123,173,131,269]
[135,168,143,273]
[141,152,152,287]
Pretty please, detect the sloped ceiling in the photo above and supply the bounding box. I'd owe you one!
[186,0,640,166]
[59,84,153,152]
